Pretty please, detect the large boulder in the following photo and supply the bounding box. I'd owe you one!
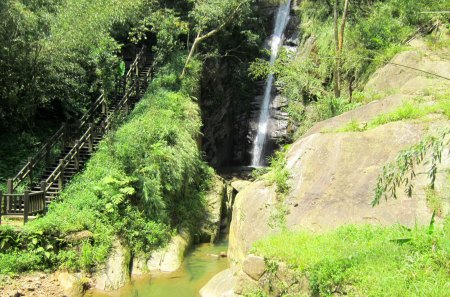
[200,269,236,297]
[199,176,226,243]
[147,230,192,273]
[230,117,449,263]
[94,239,131,291]
[228,39,450,265]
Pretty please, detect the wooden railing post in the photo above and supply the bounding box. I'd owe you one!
[124,94,129,114]
[24,190,30,224]
[41,181,47,211]
[88,124,94,152]
[136,63,140,100]
[28,157,33,185]
[58,159,64,191]
[7,178,13,194]
[74,140,80,170]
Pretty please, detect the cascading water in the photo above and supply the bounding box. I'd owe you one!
[251,0,291,167]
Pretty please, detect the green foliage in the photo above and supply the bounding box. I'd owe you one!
[253,147,291,230]
[0,225,65,274]
[0,0,155,130]
[1,53,213,273]
[253,0,449,140]
[0,252,44,275]
[266,148,291,196]
[372,128,450,206]
[252,222,450,296]
[425,186,444,217]
[190,0,252,33]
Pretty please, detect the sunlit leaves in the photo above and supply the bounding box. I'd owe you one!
[373,128,450,206]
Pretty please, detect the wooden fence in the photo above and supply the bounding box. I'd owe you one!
[0,191,46,224]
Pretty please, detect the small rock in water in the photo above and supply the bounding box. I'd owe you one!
[12,290,24,297]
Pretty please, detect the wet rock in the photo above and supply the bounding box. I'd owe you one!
[131,254,148,276]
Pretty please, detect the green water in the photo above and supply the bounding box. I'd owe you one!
[87,240,229,297]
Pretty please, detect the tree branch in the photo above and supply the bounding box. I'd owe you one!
[181,1,246,78]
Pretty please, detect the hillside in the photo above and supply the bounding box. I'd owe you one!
[219,37,450,296]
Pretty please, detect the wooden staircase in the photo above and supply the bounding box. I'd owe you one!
[1,46,153,224]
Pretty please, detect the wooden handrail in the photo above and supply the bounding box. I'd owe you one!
[10,124,66,193]
[5,45,152,223]
[0,191,45,224]
[126,46,146,78]
[78,94,105,131]
[44,123,94,192]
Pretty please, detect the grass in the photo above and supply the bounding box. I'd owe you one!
[334,92,450,133]
[426,187,444,217]
[252,220,450,297]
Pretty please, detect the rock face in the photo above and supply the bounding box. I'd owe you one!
[147,230,192,273]
[95,239,131,291]
[247,7,300,165]
[199,176,226,243]
[364,39,450,97]
[57,272,88,297]
[229,40,450,264]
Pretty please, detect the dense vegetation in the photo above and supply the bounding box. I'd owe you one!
[251,0,449,139]
[0,0,257,184]
[0,53,213,273]
[252,220,450,297]
[0,0,154,186]
[0,0,260,275]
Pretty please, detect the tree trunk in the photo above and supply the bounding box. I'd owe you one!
[181,31,201,78]
[180,2,245,78]
[339,0,350,51]
[333,0,341,98]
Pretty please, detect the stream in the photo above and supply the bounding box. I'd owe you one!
[87,240,229,297]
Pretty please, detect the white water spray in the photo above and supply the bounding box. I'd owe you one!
[251,0,291,166]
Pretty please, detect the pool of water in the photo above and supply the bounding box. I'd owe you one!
[87,240,229,297]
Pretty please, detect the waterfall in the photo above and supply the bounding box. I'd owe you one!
[251,0,291,167]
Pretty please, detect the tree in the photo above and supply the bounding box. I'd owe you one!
[181,0,252,78]
[333,0,350,98]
